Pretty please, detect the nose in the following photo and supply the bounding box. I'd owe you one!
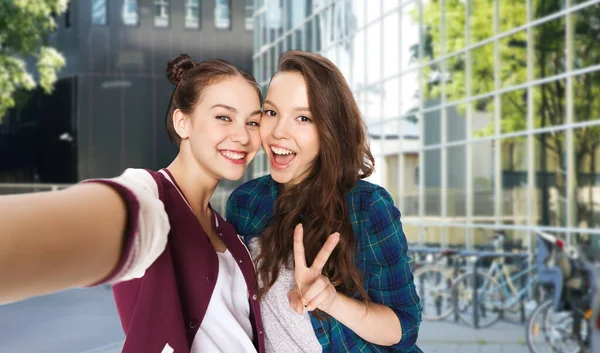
[270,116,291,140]
[230,122,250,145]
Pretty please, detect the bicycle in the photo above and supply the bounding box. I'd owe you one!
[450,231,539,328]
[412,248,465,321]
[526,231,593,353]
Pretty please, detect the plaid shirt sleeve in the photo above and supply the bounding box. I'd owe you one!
[226,187,265,243]
[365,186,422,351]
[226,190,249,241]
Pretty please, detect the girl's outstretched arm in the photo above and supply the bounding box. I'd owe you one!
[0,183,127,304]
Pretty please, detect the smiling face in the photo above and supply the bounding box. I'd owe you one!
[260,71,320,187]
[174,75,263,181]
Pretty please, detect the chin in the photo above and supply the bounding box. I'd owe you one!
[269,170,293,185]
[222,171,245,181]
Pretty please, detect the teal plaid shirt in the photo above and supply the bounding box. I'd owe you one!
[226,175,422,352]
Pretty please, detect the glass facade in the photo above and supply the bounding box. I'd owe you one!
[251,0,600,250]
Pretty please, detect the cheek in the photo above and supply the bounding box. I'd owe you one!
[259,122,272,141]
[250,130,262,151]
[195,122,223,146]
[305,129,320,157]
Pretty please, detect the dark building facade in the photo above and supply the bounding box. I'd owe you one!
[1,0,254,183]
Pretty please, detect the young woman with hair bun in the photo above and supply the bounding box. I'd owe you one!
[0,54,266,353]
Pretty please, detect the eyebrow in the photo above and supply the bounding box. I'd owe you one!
[263,100,310,113]
[211,103,262,116]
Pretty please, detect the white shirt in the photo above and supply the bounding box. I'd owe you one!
[191,250,256,353]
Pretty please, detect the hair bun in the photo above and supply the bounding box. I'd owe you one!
[167,54,196,85]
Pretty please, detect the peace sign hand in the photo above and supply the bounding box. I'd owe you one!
[288,223,340,314]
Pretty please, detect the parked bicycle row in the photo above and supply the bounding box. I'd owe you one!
[408,230,600,353]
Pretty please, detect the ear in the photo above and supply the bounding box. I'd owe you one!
[173,109,190,140]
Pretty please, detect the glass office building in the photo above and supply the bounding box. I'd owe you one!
[250,0,600,251]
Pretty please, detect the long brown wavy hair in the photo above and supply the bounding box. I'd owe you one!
[256,51,375,307]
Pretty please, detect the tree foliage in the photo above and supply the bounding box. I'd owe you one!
[0,0,68,121]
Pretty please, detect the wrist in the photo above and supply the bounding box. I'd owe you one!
[322,291,343,315]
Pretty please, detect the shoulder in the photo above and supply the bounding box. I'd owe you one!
[348,180,402,248]
[84,168,171,284]
[82,168,163,201]
[230,175,274,198]
[350,179,385,195]
[227,175,276,239]
[228,175,275,212]
[347,179,394,213]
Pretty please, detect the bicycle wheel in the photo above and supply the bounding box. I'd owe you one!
[413,265,456,321]
[452,270,504,328]
[526,300,587,353]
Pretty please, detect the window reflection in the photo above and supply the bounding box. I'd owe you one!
[154,0,170,28]
[575,129,600,229]
[266,0,282,30]
[215,0,231,30]
[533,17,565,80]
[122,0,139,26]
[535,131,567,227]
[501,137,528,222]
[92,0,107,25]
[403,154,420,217]
[472,140,494,223]
[185,0,200,29]
[245,0,254,30]
[448,145,467,219]
[424,149,441,216]
[533,79,567,129]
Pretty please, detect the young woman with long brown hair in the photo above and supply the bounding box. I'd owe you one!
[0,54,266,353]
[227,51,422,352]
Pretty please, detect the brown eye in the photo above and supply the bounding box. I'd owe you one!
[296,116,312,123]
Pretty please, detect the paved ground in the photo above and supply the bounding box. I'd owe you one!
[0,286,532,353]
[0,286,124,353]
[418,320,529,352]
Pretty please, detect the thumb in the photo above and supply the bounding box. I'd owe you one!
[287,287,304,315]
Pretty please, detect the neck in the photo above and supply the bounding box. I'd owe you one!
[166,152,219,218]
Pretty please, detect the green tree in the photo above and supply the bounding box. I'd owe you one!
[417,0,600,227]
[0,0,69,121]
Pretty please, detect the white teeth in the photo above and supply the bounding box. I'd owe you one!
[271,146,295,155]
[222,151,245,160]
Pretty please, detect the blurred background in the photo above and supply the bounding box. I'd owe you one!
[1,0,599,352]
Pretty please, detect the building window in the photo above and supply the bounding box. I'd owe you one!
[215,0,231,30]
[266,0,282,30]
[122,0,139,26]
[185,0,200,29]
[245,0,253,30]
[92,0,107,25]
[415,166,419,186]
[65,2,71,28]
[154,0,170,28]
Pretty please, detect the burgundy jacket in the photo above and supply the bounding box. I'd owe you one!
[90,169,265,353]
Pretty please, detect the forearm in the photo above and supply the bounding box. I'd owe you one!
[324,292,402,346]
[0,183,127,304]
